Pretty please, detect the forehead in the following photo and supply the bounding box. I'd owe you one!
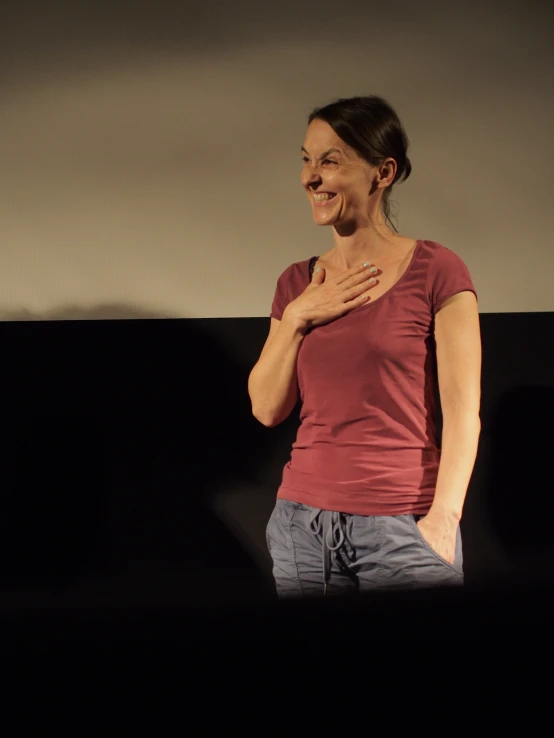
[302,118,349,155]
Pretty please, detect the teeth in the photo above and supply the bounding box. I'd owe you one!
[313,193,335,201]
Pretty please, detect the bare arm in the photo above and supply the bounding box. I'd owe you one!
[431,290,481,520]
[248,262,378,427]
[417,290,481,562]
[247,314,305,427]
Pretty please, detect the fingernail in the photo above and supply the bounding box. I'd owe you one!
[369,277,376,284]
[362,262,370,267]
[315,266,321,272]
[369,266,377,274]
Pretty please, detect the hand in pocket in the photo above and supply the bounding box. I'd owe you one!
[416,513,457,565]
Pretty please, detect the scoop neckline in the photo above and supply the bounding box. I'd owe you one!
[309,239,423,310]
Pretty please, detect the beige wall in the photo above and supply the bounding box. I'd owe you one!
[1,0,552,319]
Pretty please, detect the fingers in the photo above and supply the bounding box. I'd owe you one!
[344,264,379,294]
[329,276,378,319]
[311,265,325,284]
[306,261,380,325]
[344,275,378,304]
[336,263,380,289]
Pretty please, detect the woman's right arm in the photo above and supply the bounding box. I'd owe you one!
[247,311,306,427]
[248,261,377,427]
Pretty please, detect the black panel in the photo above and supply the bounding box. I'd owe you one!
[0,311,553,619]
[0,318,275,599]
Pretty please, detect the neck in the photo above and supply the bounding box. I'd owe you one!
[329,221,399,269]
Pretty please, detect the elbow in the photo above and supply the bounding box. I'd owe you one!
[261,413,282,428]
[440,389,481,421]
[252,409,282,428]
[442,402,480,418]
[251,400,289,428]
[249,396,274,427]
[441,403,481,435]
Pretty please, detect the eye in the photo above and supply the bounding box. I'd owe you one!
[301,156,310,163]
[323,159,337,165]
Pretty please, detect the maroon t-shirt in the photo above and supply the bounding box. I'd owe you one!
[270,239,477,516]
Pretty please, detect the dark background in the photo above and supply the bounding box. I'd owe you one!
[1,311,553,639]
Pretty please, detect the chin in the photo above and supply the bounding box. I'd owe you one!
[315,218,340,229]
[312,211,339,227]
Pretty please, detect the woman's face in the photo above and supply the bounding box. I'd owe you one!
[300,118,377,229]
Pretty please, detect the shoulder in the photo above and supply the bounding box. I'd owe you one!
[418,240,469,268]
[270,256,317,319]
[417,240,476,312]
[275,257,316,285]
[418,239,473,282]
[421,240,473,276]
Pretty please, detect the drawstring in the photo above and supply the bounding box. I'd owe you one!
[308,509,347,595]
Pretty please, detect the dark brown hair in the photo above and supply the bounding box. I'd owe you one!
[308,96,412,231]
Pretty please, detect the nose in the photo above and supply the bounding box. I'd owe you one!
[301,164,321,189]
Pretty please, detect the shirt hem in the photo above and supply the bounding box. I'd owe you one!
[276,486,435,517]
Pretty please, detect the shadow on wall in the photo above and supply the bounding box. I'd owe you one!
[0,304,290,601]
[486,385,554,580]
[0,305,176,321]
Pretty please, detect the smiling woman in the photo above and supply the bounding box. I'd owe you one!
[301,96,411,233]
[248,95,482,598]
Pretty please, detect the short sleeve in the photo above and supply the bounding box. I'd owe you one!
[270,265,292,320]
[427,246,477,315]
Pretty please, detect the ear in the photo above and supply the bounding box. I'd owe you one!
[377,157,397,189]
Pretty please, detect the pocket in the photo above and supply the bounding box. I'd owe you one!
[265,505,276,554]
[266,499,299,555]
[408,515,463,574]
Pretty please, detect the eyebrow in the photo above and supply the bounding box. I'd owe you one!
[301,146,342,160]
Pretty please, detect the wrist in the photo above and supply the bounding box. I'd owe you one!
[282,306,309,336]
[426,504,461,525]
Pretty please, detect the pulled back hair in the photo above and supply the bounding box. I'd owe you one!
[308,96,412,231]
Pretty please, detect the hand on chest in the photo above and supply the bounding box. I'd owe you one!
[298,287,434,386]
[315,251,412,306]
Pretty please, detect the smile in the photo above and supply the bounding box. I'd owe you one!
[312,192,337,204]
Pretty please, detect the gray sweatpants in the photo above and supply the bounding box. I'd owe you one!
[266,499,464,597]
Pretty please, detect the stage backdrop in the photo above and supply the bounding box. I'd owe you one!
[1,0,552,321]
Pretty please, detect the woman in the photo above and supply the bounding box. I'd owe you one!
[248,96,481,597]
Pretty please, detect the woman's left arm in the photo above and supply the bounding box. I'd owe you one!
[417,290,482,563]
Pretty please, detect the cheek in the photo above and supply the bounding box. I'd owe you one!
[324,171,343,190]
[348,175,372,199]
